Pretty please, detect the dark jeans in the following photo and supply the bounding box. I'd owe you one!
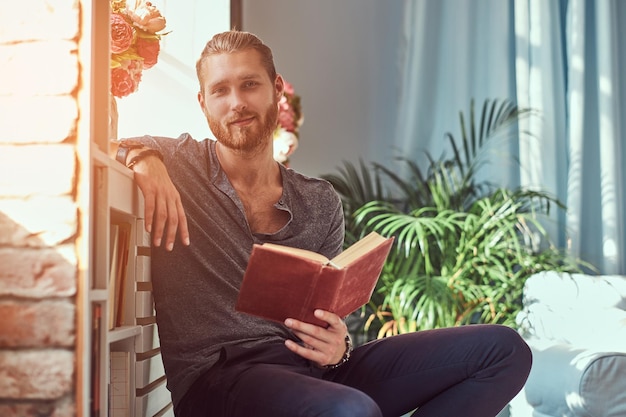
[176,324,532,417]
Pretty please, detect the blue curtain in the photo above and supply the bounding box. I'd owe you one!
[392,0,626,274]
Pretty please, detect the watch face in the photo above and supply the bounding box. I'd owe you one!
[119,139,144,149]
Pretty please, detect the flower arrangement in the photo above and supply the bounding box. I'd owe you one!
[273,80,303,165]
[109,0,168,98]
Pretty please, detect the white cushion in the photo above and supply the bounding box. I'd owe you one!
[511,272,626,417]
[511,340,626,417]
[516,271,626,348]
[521,271,626,309]
[517,303,626,348]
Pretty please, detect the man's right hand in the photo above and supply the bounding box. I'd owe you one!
[130,153,190,251]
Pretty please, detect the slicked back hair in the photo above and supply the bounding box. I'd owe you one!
[196,30,277,94]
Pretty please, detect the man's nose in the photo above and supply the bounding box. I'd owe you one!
[230,90,247,112]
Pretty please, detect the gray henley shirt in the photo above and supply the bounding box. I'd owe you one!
[129,134,345,409]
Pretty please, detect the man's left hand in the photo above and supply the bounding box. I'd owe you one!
[284,309,348,367]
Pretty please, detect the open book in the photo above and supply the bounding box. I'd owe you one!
[235,232,394,327]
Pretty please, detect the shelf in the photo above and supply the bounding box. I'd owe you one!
[90,289,108,301]
[91,145,111,167]
[108,325,142,344]
[109,164,137,215]
[83,3,171,416]
[89,142,163,417]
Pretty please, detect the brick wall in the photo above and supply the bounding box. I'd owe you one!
[0,1,82,416]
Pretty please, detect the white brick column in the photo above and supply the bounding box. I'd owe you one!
[0,1,83,416]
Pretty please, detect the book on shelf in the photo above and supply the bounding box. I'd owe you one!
[91,303,102,417]
[109,351,130,417]
[114,222,132,328]
[235,231,394,327]
[107,224,119,330]
[108,222,131,330]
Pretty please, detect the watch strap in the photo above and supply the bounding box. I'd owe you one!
[115,145,132,165]
[126,148,164,169]
[115,139,145,165]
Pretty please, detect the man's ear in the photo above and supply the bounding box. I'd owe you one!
[197,91,205,110]
[275,74,285,99]
[198,91,211,119]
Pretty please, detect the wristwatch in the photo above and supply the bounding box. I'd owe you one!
[115,139,144,166]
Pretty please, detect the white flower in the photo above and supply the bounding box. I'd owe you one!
[273,128,299,163]
[125,0,167,33]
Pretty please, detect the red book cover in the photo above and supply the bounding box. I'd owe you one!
[236,232,394,327]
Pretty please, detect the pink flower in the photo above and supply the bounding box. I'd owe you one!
[136,36,160,69]
[277,95,297,132]
[126,0,167,34]
[109,0,167,97]
[272,79,303,163]
[111,67,136,97]
[110,13,134,54]
[110,60,143,97]
[283,81,295,96]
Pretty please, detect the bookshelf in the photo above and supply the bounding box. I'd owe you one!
[89,149,173,417]
[78,2,173,416]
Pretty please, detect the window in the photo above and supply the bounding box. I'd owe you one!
[117,0,235,140]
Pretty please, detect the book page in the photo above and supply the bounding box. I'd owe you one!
[262,243,330,264]
[331,232,388,267]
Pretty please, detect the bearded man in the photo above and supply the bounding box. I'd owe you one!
[111,30,531,417]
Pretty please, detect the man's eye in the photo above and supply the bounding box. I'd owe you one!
[212,88,226,95]
[244,81,258,88]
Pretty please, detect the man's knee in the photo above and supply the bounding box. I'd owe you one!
[489,324,533,382]
[314,389,382,417]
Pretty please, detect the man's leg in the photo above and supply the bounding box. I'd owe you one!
[226,362,382,417]
[328,324,531,417]
[176,342,383,417]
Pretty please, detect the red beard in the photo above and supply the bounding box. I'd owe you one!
[208,100,278,154]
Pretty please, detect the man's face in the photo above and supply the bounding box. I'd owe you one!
[197,50,282,153]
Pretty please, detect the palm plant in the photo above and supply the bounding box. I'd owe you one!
[322,98,587,339]
[321,158,388,245]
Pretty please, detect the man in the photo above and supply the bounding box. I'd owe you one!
[112,30,531,417]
